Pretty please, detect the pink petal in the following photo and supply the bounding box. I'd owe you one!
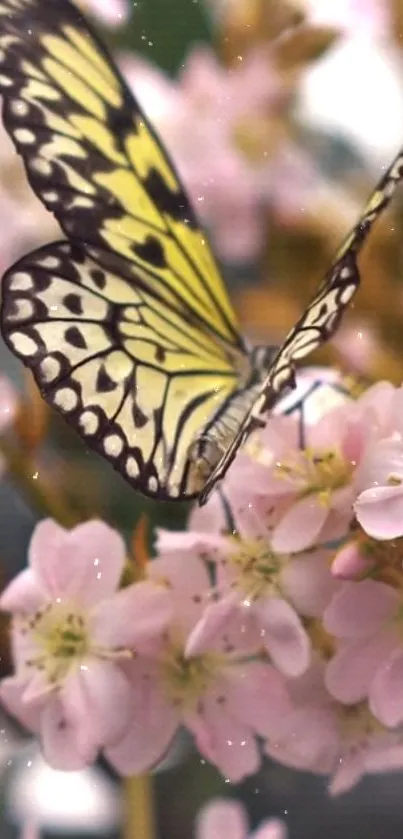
[220,661,292,737]
[328,749,365,796]
[0,569,44,613]
[369,649,403,727]
[106,659,179,775]
[265,706,338,773]
[148,555,211,633]
[324,579,399,637]
[40,695,98,770]
[61,658,132,746]
[280,549,338,616]
[254,820,288,839]
[188,491,228,533]
[271,497,328,553]
[91,581,172,648]
[156,528,225,557]
[331,542,372,580]
[185,594,238,657]
[355,485,403,539]
[356,437,403,489]
[195,800,247,839]
[29,519,125,605]
[325,632,397,703]
[23,671,54,703]
[0,676,42,732]
[187,700,260,782]
[254,597,311,676]
[340,414,369,464]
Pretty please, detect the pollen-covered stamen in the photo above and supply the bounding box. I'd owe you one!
[162,642,224,710]
[17,600,130,686]
[275,446,354,506]
[225,537,283,600]
[339,702,383,743]
[17,602,89,685]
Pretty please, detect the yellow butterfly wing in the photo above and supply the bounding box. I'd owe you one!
[0,0,239,346]
[199,147,403,504]
[0,0,257,500]
[1,239,254,499]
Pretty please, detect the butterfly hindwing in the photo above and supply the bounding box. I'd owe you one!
[1,239,243,499]
[0,0,241,347]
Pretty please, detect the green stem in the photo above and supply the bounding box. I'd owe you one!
[124,775,156,839]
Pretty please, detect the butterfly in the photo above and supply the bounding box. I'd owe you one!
[0,0,401,505]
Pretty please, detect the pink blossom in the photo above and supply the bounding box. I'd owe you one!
[80,0,129,26]
[265,661,403,795]
[0,519,172,770]
[122,47,319,262]
[213,380,398,554]
[180,501,338,676]
[354,389,403,538]
[324,578,403,727]
[353,386,403,539]
[105,553,291,782]
[196,799,286,839]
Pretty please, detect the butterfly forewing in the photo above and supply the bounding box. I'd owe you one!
[0,0,240,347]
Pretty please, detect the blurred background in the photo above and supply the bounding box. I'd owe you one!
[1,0,403,836]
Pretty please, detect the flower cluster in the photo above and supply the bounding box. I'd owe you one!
[4,369,403,794]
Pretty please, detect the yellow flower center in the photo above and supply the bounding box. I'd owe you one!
[227,536,282,600]
[17,601,131,688]
[338,702,384,742]
[162,643,224,711]
[19,602,89,685]
[275,447,353,507]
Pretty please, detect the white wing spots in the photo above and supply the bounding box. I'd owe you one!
[148,476,158,493]
[340,285,356,304]
[70,196,94,209]
[9,271,32,291]
[31,158,52,176]
[126,456,140,479]
[9,331,37,356]
[53,387,78,412]
[42,191,58,203]
[13,127,35,144]
[38,255,61,269]
[0,75,13,86]
[103,434,124,457]
[11,99,28,116]
[79,410,99,436]
[40,355,61,384]
[6,298,34,321]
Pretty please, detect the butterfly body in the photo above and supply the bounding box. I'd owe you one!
[0,0,402,503]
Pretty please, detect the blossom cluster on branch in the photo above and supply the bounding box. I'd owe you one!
[3,369,403,795]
